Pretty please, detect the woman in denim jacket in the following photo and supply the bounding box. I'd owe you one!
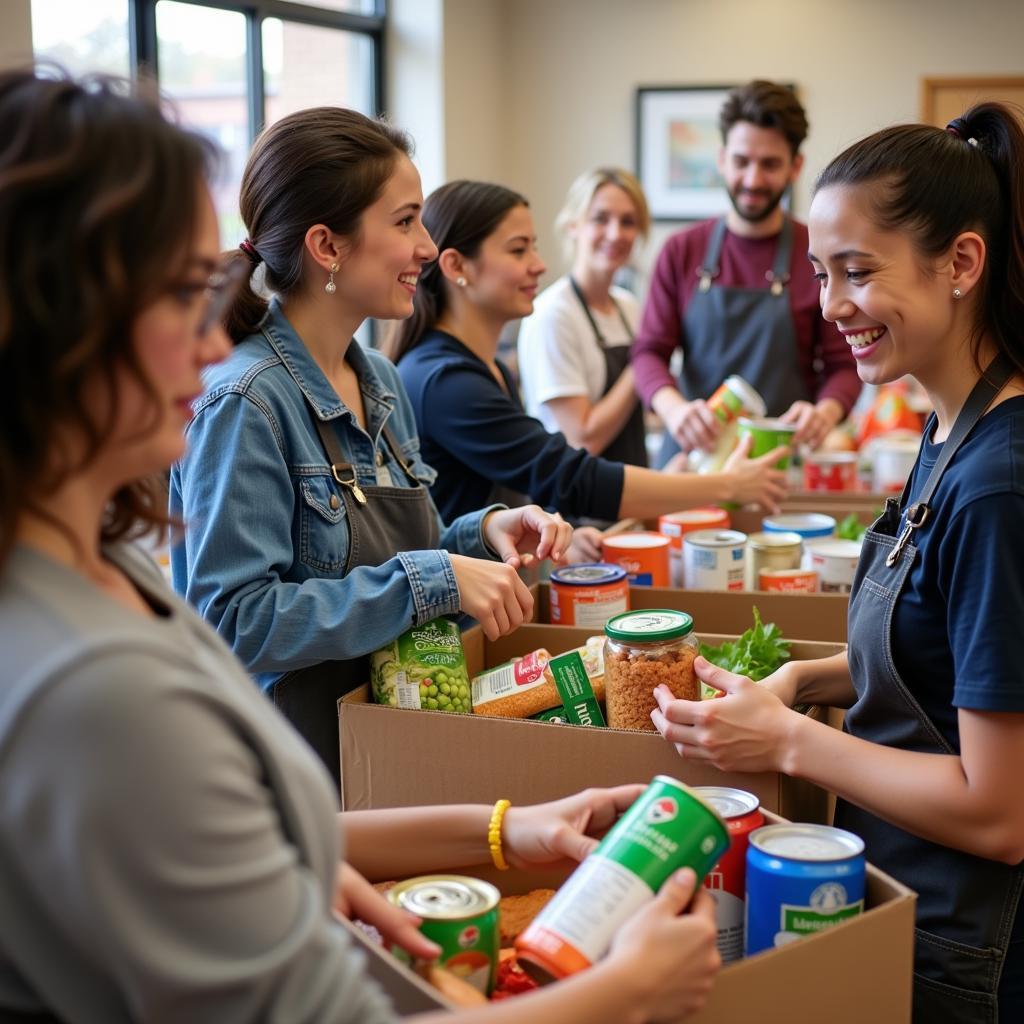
[171,109,570,775]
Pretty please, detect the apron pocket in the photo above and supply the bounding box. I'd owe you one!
[912,927,1001,1024]
[298,475,350,572]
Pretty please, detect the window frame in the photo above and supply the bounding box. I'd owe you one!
[129,0,386,140]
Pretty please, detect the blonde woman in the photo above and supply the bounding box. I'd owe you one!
[518,168,650,468]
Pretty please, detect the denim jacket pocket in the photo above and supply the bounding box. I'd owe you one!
[298,474,351,573]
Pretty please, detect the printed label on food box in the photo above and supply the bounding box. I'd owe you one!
[548,651,605,727]
[471,649,550,705]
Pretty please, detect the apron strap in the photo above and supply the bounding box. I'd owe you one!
[765,216,793,296]
[696,218,729,292]
[886,352,1016,565]
[568,276,634,347]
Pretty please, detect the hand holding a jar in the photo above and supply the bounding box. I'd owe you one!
[650,656,798,773]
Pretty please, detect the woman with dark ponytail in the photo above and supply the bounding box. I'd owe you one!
[170,110,572,777]
[392,181,789,557]
[653,102,1024,1023]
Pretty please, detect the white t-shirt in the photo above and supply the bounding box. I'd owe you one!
[518,275,640,434]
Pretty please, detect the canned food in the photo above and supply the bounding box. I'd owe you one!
[658,508,731,586]
[516,776,729,982]
[694,376,766,474]
[745,824,865,957]
[683,529,747,591]
[744,530,802,590]
[805,537,862,593]
[549,563,629,627]
[388,875,500,994]
[737,417,797,469]
[603,610,700,731]
[601,532,671,587]
[758,568,819,593]
[871,434,921,493]
[803,450,859,492]
[761,512,836,540]
[693,787,764,963]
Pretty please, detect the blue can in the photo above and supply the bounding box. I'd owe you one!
[761,513,836,540]
[745,823,865,957]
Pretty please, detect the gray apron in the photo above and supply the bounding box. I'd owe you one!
[568,277,648,467]
[658,217,808,466]
[837,354,1022,1022]
[270,396,440,784]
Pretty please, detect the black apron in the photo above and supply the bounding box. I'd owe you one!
[568,277,648,467]
[658,217,808,466]
[837,354,1023,1022]
[270,400,440,785]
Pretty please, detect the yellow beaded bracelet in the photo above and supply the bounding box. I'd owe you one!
[488,799,511,871]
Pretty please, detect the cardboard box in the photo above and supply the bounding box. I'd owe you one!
[341,807,915,1022]
[532,582,849,643]
[340,624,843,823]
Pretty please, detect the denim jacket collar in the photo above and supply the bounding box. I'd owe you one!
[259,298,397,424]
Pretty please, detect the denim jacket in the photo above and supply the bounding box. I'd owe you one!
[170,299,499,691]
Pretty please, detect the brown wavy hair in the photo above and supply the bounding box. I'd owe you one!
[0,68,216,568]
[223,107,411,344]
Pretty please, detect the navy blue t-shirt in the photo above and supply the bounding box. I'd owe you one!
[397,330,625,523]
[890,396,1024,752]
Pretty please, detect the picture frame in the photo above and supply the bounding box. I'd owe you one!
[635,84,737,222]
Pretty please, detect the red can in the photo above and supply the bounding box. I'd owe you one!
[803,451,859,492]
[692,787,764,963]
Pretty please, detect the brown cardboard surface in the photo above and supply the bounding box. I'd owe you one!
[340,808,916,1022]
[340,624,843,823]
[532,582,850,642]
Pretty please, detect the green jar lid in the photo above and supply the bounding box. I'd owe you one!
[604,609,694,642]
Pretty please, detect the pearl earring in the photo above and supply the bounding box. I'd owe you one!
[325,263,338,294]
[456,276,467,288]
[953,288,962,299]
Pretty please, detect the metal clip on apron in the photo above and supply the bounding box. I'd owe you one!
[568,277,648,468]
[270,413,440,787]
[838,353,1022,1023]
[658,217,809,467]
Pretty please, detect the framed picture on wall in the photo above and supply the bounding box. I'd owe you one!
[635,84,736,222]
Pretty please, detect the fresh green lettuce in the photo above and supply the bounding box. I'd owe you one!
[699,606,791,682]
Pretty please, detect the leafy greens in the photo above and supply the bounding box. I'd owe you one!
[699,606,791,682]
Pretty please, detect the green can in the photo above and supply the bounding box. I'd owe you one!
[516,775,730,982]
[388,875,500,994]
[738,416,797,469]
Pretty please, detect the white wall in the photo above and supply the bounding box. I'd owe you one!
[489,0,1024,281]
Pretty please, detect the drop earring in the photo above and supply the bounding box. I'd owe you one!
[953,288,962,299]
[325,263,338,294]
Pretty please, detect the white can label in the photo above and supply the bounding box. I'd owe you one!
[530,855,652,963]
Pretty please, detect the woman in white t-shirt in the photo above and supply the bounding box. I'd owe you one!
[519,168,649,470]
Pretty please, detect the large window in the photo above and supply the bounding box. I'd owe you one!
[31,1,385,245]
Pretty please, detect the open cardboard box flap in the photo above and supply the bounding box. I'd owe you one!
[340,625,843,822]
[340,808,915,1022]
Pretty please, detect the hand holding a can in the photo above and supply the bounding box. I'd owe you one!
[663,396,721,452]
[722,434,790,513]
[779,398,844,450]
[332,862,443,961]
[501,784,647,869]
[650,659,796,773]
[607,869,721,1020]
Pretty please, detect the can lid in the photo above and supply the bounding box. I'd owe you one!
[390,875,500,917]
[690,786,760,820]
[805,537,863,558]
[723,375,767,417]
[602,531,670,549]
[683,528,747,548]
[550,563,628,586]
[738,416,798,433]
[605,609,694,641]
[762,513,836,537]
[659,507,729,527]
[750,824,865,861]
[748,530,803,550]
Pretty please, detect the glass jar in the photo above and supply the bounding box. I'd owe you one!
[603,610,700,731]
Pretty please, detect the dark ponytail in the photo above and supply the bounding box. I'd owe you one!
[223,106,411,344]
[390,180,527,362]
[815,101,1024,376]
